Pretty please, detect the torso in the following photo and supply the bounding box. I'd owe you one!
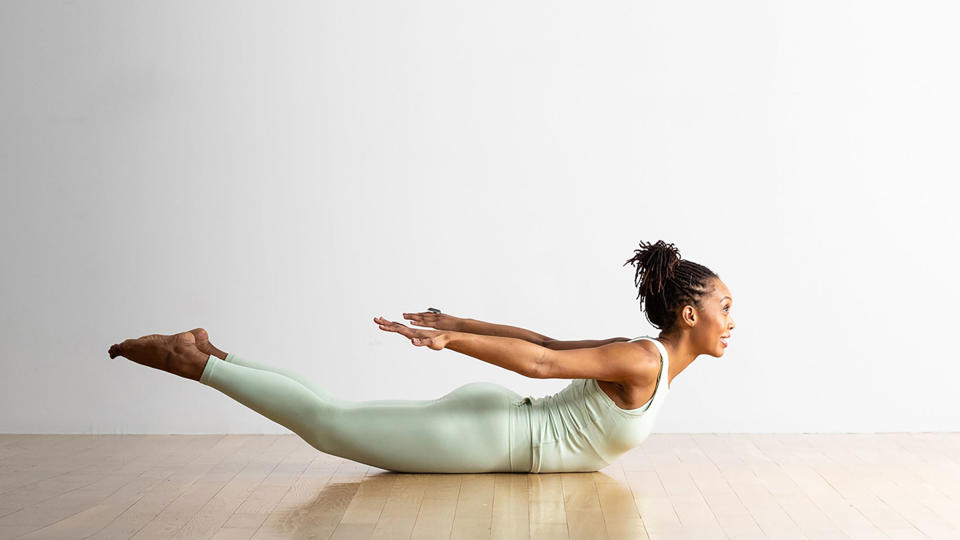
[594,339,667,410]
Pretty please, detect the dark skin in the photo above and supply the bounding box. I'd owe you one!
[591,277,736,407]
[652,277,736,388]
[108,328,226,381]
[374,276,735,409]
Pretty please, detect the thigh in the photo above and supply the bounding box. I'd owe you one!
[315,382,522,473]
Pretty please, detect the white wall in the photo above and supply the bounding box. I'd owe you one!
[1,1,957,434]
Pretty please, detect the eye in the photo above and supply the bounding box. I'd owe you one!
[723,305,730,313]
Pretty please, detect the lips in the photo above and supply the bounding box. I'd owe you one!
[720,336,729,345]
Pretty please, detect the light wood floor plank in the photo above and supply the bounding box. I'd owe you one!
[683,451,766,539]
[490,473,530,540]
[176,435,307,538]
[409,473,460,540]
[6,436,219,538]
[253,455,350,539]
[368,473,426,539]
[448,474,495,539]
[559,472,604,540]
[96,435,268,539]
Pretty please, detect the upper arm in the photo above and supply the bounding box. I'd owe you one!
[532,341,653,383]
[541,337,632,350]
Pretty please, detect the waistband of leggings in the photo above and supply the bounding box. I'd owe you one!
[510,400,534,473]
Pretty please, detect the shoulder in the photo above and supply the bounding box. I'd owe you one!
[593,339,661,384]
[621,339,662,385]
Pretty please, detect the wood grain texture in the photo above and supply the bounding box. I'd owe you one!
[0,433,955,539]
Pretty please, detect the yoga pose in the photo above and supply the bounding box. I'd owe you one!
[107,240,735,473]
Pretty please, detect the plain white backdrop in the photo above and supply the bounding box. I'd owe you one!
[1,1,956,434]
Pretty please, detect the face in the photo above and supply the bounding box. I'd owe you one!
[685,278,736,356]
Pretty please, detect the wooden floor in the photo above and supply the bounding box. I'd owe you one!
[0,434,958,539]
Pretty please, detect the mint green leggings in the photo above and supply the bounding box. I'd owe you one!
[198,353,534,473]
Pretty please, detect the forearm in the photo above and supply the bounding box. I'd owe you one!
[443,331,546,377]
[457,318,553,345]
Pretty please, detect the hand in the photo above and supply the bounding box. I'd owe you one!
[374,316,454,351]
[402,310,463,331]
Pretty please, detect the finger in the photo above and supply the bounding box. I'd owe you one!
[385,323,407,334]
[381,318,416,334]
[390,324,412,336]
[405,313,436,327]
[374,317,403,332]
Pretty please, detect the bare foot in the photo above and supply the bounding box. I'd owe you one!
[108,331,210,381]
[188,327,228,361]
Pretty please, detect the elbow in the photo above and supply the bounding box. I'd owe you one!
[527,349,550,379]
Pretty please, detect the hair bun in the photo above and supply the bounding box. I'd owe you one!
[623,240,681,298]
[623,239,720,333]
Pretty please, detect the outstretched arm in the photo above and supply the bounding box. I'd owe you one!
[451,317,630,350]
[444,333,647,382]
[376,317,544,377]
[458,318,555,345]
[376,318,638,380]
[403,311,628,349]
[443,332,545,377]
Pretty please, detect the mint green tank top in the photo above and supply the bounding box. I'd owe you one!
[521,335,670,473]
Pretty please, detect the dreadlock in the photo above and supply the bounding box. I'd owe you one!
[623,240,719,334]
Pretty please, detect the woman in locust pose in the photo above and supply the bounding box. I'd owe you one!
[108,240,735,473]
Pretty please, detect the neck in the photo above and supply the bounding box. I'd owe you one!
[654,331,699,386]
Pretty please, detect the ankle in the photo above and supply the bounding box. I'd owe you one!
[175,349,212,381]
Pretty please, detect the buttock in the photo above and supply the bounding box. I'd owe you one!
[439,381,523,402]
[439,383,533,473]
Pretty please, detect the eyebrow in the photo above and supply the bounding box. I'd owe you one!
[721,296,732,302]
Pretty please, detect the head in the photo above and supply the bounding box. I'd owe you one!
[624,240,735,357]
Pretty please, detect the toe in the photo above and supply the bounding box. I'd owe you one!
[174,331,197,346]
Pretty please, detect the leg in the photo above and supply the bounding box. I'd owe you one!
[221,353,334,400]
[198,355,529,473]
[188,329,331,399]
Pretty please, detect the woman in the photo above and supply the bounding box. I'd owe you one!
[108,240,735,473]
